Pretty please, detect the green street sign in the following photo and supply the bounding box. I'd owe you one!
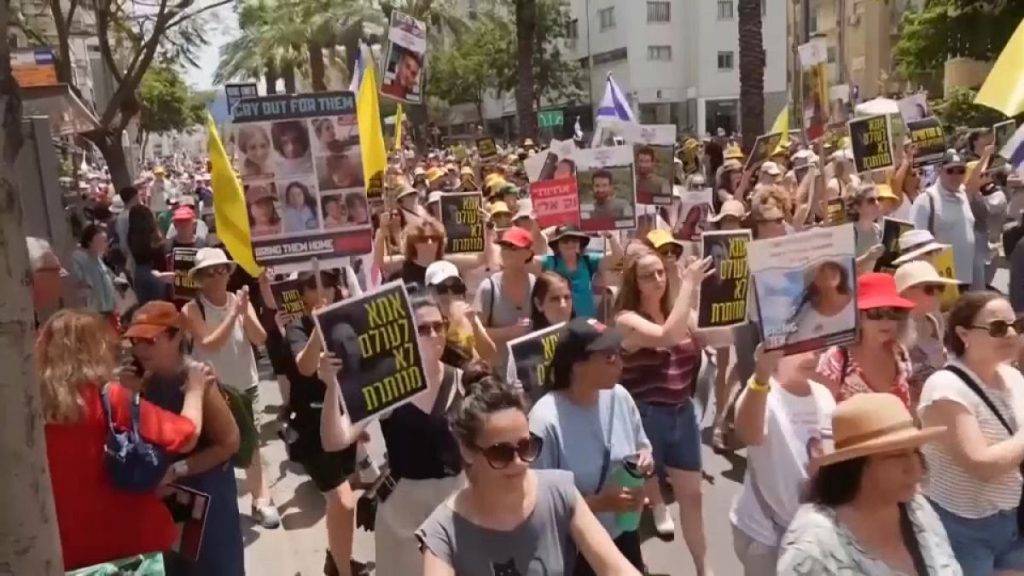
[538,110,564,129]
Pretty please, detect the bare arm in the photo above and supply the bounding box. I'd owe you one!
[295,325,323,377]
[180,384,241,476]
[422,551,456,576]
[920,398,1024,482]
[183,299,240,351]
[616,257,711,350]
[319,353,367,451]
[733,348,780,446]
[570,489,643,575]
[241,302,267,346]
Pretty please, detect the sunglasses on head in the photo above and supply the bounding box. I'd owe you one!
[474,433,543,469]
[864,307,909,321]
[435,280,466,296]
[970,318,1024,338]
[416,320,449,338]
[945,167,966,176]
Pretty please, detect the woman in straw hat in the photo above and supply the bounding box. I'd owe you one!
[777,393,959,575]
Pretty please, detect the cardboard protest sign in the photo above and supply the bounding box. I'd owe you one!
[848,115,895,173]
[440,192,484,253]
[379,11,427,105]
[623,124,675,205]
[698,230,751,329]
[506,323,567,395]
[171,247,199,301]
[744,132,785,172]
[875,217,914,273]
[574,145,637,232]
[906,117,946,167]
[271,278,307,322]
[676,188,713,241]
[525,139,577,183]
[477,137,498,161]
[932,247,960,311]
[826,198,847,226]
[232,92,372,269]
[897,93,930,124]
[162,484,210,562]
[995,120,1017,153]
[750,224,858,355]
[225,83,258,116]
[314,281,426,426]
[529,177,580,229]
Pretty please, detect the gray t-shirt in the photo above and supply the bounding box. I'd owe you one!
[911,183,976,285]
[473,271,535,328]
[529,385,651,538]
[415,469,578,575]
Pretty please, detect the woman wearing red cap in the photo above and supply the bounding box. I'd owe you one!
[817,273,916,409]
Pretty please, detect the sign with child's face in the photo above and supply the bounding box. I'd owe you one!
[232,93,372,270]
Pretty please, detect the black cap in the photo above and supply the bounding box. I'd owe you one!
[941,149,966,167]
[551,317,624,367]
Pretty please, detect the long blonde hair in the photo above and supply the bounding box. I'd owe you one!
[36,310,118,424]
[614,252,672,319]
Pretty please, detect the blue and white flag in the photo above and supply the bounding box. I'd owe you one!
[348,43,366,93]
[573,116,583,141]
[999,122,1024,171]
[595,73,635,123]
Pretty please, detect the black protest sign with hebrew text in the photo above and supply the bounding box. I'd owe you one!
[743,132,784,172]
[314,282,426,426]
[698,230,751,329]
[271,278,307,322]
[171,247,199,301]
[849,115,894,173]
[506,323,567,395]
[826,198,847,226]
[875,217,914,273]
[440,192,485,253]
[906,117,946,167]
[477,137,498,161]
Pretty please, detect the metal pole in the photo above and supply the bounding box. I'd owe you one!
[585,0,594,114]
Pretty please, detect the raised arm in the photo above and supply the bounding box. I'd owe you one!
[616,257,712,350]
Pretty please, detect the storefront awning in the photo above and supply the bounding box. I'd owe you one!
[20,84,102,136]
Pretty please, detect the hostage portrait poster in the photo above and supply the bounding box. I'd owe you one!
[380,11,428,105]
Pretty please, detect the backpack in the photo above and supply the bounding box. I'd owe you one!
[100,383,168,492]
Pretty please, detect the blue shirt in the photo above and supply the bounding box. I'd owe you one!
[540,253,602,319]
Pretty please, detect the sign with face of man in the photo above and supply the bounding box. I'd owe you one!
[380,11,428,105]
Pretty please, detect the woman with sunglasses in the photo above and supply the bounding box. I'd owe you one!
[425,260,497,366]
[613,252,715,576]
[530,271,574,330]
[847,184,882,258]
[416,375,642,575]
[918,291,1024,575]
[534,225,623,321]
[530,317,654,575]
[384,216,496,288]
[895,261,959,392]
[817,273,916,409]
[321,295,468,575]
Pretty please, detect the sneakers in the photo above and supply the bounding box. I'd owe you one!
[251,500,281,529]
[650,503,676,542]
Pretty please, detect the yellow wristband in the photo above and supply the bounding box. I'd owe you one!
[747,376,770,393]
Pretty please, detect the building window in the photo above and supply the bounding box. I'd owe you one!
[809,10,818,32]
[827,46,837,63]
[647,1,670,22]
[717,51,734,70]
[717,0,733,19]
[567,18,579,39]
[599,7,615,31]
[647,45,672,61]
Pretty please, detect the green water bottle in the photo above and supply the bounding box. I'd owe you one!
[614,454,646,532]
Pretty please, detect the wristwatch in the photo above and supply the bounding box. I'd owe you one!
[171,460,189,479]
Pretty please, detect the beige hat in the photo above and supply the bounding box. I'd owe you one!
[760,161,782,176]
[892,229,949,266]
[189,247,237,278]
[816,393,946,467]
[894,260,959,293]
[709,199,747,222]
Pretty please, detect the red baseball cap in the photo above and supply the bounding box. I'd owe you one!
[857,273,915,310]
[498,226,533,250]
[171,206,196,222]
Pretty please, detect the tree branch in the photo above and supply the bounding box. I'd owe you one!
[96,0,126,85]
[165,0,234,30]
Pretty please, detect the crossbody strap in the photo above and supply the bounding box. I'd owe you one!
[130,390,143,437]
[944,365,1015,434]
[100,382,117,433]
[594,392,617,494]
[899,503,930,576]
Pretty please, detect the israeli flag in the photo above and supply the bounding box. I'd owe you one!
[999,122,1024,171]
[573,116,584,141]
[595,73,635,123]
[348,43,365,93]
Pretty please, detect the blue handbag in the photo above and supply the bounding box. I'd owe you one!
[100,383,168,491]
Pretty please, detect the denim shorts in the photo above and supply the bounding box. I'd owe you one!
[932,501,1024,576]
[636,400,702,473]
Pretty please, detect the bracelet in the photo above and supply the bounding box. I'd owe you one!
[747,376,770,394]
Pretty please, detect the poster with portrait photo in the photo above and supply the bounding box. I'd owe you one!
[575,145,637,232]
[380,11,427,105]
[623,124,675,206]
[232,92,372,269]
[313,281,427,426]
[750,223,858,355]
[676,188,713,242]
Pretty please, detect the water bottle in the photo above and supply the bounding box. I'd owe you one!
[614,454,646,532]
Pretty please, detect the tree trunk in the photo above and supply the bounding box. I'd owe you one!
[514,0,538,142]
[140,131,150,163]
[309,41,327,92]
[282,64,297,95]
[263,60,279,95]
[0,1,65,572]
[86,130,132,192]
[738,0,765,151]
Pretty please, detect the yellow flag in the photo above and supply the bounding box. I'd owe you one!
[975,18,1024,117]
[394,104,404,152]
[206,114,260,276]
[358,57,387,199]
[771,106,790,151]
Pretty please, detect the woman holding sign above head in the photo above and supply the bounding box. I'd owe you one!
[424,260,497,367]
[613,252,716,576]
[382,214,497,288]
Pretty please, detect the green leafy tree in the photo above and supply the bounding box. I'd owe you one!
[932,86,1017,130]
[428,18,506,121]
[139,65,208,156]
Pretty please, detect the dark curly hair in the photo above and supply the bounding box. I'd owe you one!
[449,371,526,447]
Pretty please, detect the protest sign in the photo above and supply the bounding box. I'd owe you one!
[932,247,960,311]
[506,323,567,395]
[380,11,427,105]
[847,114,897,172]
[698,230,751,329]
[525,139,577,183]
[875,217,914,273]
[826,198,847,225]
[897,93,929,124]
[477,137,498,162]
[802,64,829,141]
[171,247,199,301]
[575,145,637,232]
[162,484,210,562]
[271,278,307,322]
[995,120,1017,153]
[440,192,484,253]
[225,83,258,116]
[313,281,426,426]
[623,124,675,205]
[530,177,580,229]
[750,224,858,355]
[231,92,372,270]
[848,115,895,173]
[744,132,785,172]
[906,117,946,167]
[676,188,713,241]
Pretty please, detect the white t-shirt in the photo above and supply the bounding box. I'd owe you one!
[730,380,836,546]
[918,360,1024,518]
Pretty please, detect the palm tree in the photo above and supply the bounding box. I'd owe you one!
[514,0,538,141]
[215,0,304,93]
[737,0,765,150]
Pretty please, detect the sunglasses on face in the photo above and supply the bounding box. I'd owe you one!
[920,284,945,296]
[415,235,442,244]
[864,307,909,321]
[970,318,1024,338]
[416,320,449,338]
[435,281,467,296]
[658,246,683,259]
[945,167,966,176]
[475,433,543,469]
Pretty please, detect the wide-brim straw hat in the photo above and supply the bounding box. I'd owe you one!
[816,393,946,467]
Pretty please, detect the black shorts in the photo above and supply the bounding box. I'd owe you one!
[260,315,294,377]
[300,444,358,493]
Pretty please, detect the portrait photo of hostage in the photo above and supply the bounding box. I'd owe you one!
[236,124,274,177]
[279,180,320,233]
[343,192,369,225]
[633,145,672,205]
[245,181,282,238]
[675,189,713,241]
[575,144,636,231]
[552,157,576,179]
[380,44,424,104]
[321,194,349,229]
[316,149,364,192]
[270,120,314,177]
